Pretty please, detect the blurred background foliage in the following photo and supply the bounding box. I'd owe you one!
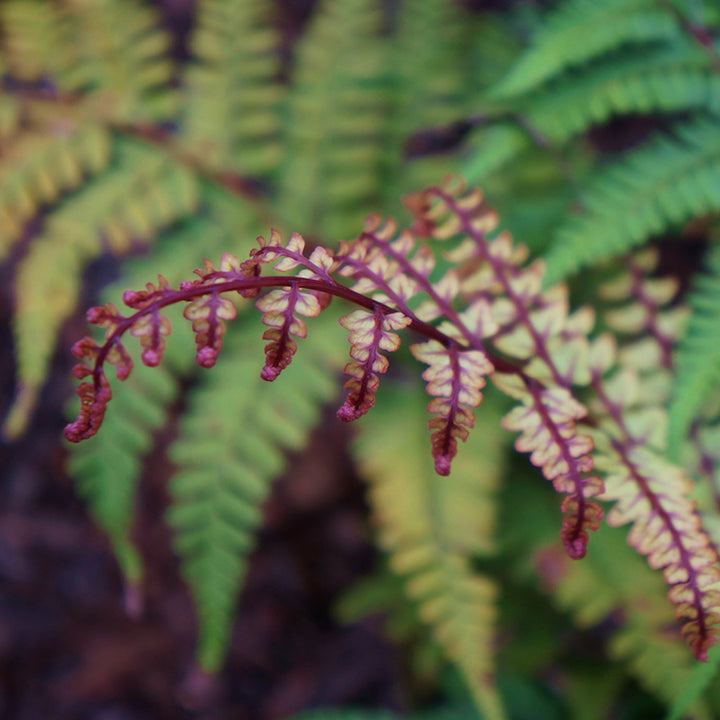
[2,0,720,718]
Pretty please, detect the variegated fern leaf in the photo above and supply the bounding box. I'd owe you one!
[66,178,720,674]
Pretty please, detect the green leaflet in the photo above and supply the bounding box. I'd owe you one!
[352,381,506,720]
[524,40,720,144]
[179,0,282,177]
[668,243,720,460]
[167,311,347,671]
[543,119,720,285]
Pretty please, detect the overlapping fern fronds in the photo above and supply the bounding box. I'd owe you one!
[467,0,720,262]
[9,0,720,717]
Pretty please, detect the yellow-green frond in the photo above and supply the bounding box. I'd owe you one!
[180,0,282,177]
[0,115,112,262]
[61,0,177,121]
[278,0,387,239]
[5,138,199,438]
[353,381,506,720]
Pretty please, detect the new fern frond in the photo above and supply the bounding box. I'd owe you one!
[66,178,720,666]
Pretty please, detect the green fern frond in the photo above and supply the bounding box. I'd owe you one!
[5,137,198,438]
[525,40,720,144]
[278,0,387,239]
[494,0,681,98]
[180,0,282,176]
[68,324,189,585]
[668,243,720,460]
[167,312,347,671]
[543,119,720,284]
[353,381,505,720]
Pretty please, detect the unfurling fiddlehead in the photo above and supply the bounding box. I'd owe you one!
[66,178,720,662]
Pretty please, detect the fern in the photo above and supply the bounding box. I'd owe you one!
[668,243,720,460]
[493,0,682,98]
[543,119,720,285]
[277,0,386,239]
[179,0,282,176]
[353,382,505,720]
[7,2,720,716]
[168,311,346,670]
[63,178,720,702]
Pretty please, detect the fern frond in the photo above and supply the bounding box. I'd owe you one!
[5,138,198,438]
[180,0,282,176]
[535,528,711,716]
[668,243,720,460]
[167,312,346,670]
[0,113,111,261]
[576,255,720,662]
[278,0,386,239]
[0,0,69,82]
[61,0,176,121]
[494,0,681,98]
[353,382,505,720]
[525,40,720,144]
[544,119,720,284]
